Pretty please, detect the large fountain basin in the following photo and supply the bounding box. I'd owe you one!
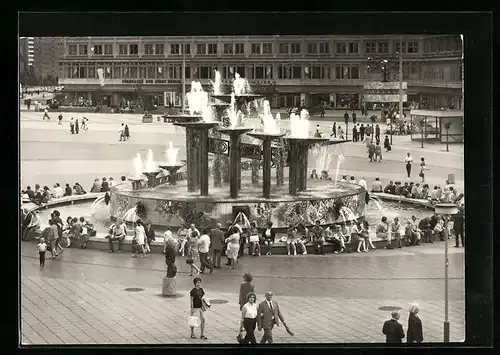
[110,179,366,229]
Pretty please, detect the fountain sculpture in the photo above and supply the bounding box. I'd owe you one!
[111,72,363,230]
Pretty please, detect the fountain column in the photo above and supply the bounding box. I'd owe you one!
[175,122,219,196]
[248,132,285,199]
[287,141,300,196]
[251,160,259,184]
[217,128,253,198]
[275,142,285,186]
[286,137,330,195]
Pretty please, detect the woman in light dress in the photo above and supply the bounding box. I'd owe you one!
[186,230,201,276]
[177,224,189,256]
[225,226,240,269]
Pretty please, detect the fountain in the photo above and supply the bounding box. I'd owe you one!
[90,195,106,216]
[173,82,219,195]
[162,81,204,123]
[248,100,285,198]
[128,153,144,190]
[111,74,365,231]
[158,142,183,185]
[142,149,161,188]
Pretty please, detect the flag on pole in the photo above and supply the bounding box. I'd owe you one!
[97,68,105,87]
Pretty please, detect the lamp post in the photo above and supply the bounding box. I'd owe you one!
[434,203,458,343]
[398,36,404,145]
[181,36,186,114]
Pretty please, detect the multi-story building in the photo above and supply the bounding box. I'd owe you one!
[33,37,65,80]
[19,37,35,68]
[58,35,463,110]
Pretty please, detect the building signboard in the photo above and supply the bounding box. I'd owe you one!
[121,79,181,84]
[363,81,407,103]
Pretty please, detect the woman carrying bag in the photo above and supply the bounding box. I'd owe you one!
[189,277,209,340]
[238,292,258,344]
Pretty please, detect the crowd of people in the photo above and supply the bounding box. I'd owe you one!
[21,176,129,206]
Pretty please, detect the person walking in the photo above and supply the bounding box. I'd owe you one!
[331,122,337,138]
[382,310,405,343]
[337,125,345,140]
[419,157,427,183]
[132,220,147,258]
[352,111,357,124]
[197,228,214,274]
[257,290,287,344]
[383,135,391,151]
[225,227,241,269]
[144,220,155,254]
[239,292,258,344]
[58,112,63,125]
[453,204,465,248]
[75,119,80,134]
[43,107,50,120]
[239,273,255,311]
[405,153,413,178]
[343,111,349,126]
[374,142,383,162]
[70,118,75,134]
[37,237,47,267]
[359,124,365,141]
[209,223,225,268]
[124,124,131,140]
[375,124,381,143]
[407,304,424,343]
[189,277,209,340]
[119,123,126,141]
[352,125,358,142]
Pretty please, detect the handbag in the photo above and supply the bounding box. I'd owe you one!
[187,315,199,328]
[236,331,245,344]
[186,258,194,265]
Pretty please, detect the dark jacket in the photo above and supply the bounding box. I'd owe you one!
[384,184,395,194]
[101,181,110,192]
[407,313,423,343]
[209,228,225,250]
[262,228,276,242]
[64,186,72,196]
[238,282,255,310]
[145,226,156,242]
[382,319,405,343]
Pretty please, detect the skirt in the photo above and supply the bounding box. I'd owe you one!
[226,243,240,259]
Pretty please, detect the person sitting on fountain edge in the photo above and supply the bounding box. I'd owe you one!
[311,220,325,255]
[107,218,126,253]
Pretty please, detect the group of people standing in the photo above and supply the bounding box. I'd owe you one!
[69,117,89,134]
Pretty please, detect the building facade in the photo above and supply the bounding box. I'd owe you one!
[58,35,463,110]
[19,37,35,67]
[33,37,65,80]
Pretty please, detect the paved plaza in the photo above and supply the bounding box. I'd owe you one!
[20,110,465,345]
[21,242,465,344]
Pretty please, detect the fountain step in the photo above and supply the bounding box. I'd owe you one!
[25,230,391,255]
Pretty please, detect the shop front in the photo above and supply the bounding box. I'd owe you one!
[410,109,464,143]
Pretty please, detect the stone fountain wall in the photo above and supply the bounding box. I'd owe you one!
[110,188,366,230]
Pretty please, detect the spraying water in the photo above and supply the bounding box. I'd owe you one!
[233,72,247,96]
[334,152,345,184]
[227,92,243,128]
[145,149,156,172]
[90,195,106,216]
[261,100,280,134]
[122,206,138,222]
[165,141,179,166]
[186,81,209,116]
[212,70,222,95]
[289,109,310,138]
[133,153,143,178]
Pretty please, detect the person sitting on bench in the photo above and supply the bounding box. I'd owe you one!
[107,218,127,253]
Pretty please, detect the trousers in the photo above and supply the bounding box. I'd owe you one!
[260,326,274,344]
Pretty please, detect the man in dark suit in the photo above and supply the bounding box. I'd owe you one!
[257,290,286,344]
[209,223,225,268]
[382,310,405,343]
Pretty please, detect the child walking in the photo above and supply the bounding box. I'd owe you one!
[37,237,47,267]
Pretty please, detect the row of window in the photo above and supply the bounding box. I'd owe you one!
[61,63,362,80]
[67,40,422,56]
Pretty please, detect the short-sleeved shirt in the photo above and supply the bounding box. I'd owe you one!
[190,287,205,309]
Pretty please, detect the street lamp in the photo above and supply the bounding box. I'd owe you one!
[434,203,458,343]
